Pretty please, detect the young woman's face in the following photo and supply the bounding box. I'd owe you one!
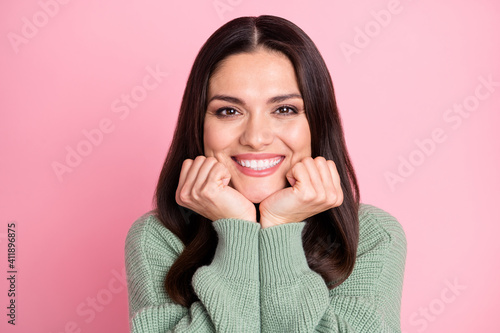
[204,48,312,203]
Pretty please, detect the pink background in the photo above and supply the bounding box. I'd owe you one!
[1,0,499,332]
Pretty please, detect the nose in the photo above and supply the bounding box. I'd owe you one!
[239,112,274,150]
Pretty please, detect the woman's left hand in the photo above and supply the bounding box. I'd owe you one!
[259,156,344,229]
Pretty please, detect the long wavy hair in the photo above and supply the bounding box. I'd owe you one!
[155,15,360,307]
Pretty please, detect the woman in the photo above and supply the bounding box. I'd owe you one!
[125,15,406,332]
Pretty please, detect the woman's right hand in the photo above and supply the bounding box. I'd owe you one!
[175,156,257,222]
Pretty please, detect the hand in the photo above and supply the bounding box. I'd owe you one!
[259,156,343,229]
[176,156,257,222]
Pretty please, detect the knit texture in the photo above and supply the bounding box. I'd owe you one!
[125,204,407,332]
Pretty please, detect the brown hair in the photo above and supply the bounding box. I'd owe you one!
[155,15,360,307]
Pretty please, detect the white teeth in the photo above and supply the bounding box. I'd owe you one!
[236,157,283,171]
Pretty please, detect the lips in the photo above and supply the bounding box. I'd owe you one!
[232,154,284,177]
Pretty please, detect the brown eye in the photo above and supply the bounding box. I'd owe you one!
[215,108,240,117]
[275,106,297,114]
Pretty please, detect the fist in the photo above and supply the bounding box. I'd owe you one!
[176,156,256,222]
[259,156,343,228]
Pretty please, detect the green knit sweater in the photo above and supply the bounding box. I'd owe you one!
[125,204,406,332]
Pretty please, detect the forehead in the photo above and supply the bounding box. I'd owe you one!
[207,49,300,97]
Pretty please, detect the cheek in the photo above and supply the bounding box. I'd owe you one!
[203,121,234,156]
[203,134,214,157]
[203,122,218,156]
[283,121,312,157]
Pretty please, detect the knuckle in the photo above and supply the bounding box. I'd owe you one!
[191,190,200,201]
[337,190,344,204]
[182,159,193,168]
[207,164,224,181]
[325,191,337,205]
[327,160,337,169]
[302,156,314,164]
[194,155,206,163]
[293,161,304,171]
[301,189,316,202]
[328,189,343,207]
[316,191,327,203]
[315,156,327,163]
[200,186,216,199]
[213,161,226,172]
[178,189,190,203]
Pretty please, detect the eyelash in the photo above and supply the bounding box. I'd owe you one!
[214,105,299,118]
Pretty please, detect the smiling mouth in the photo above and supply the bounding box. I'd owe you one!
[232,156,284,171]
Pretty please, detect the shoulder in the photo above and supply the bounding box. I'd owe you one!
[327,205,406,329]
[357,203,407,257]
[125,212,186,310]
[125,211,185,260]
[330,204,406,297]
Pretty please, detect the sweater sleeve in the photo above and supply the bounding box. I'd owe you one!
[258,204,407,332]
[125,213,261,333]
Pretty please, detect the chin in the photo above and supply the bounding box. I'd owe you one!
[237,184,283,204]
[244,192,268,204]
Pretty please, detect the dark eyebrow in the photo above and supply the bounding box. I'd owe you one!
[207,93,302,106]
[208,95,245,106]
[268,93,302,104]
